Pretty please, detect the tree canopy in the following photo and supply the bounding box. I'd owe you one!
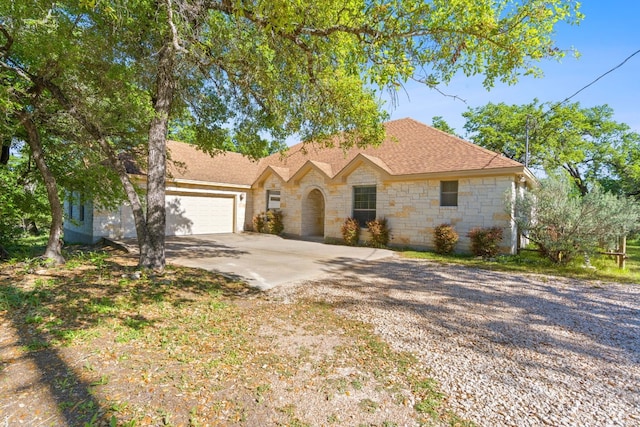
[463,100,640,196]
[431,116,458,136]
[1,0,583,270]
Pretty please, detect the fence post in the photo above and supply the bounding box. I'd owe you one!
[618,235,627,269]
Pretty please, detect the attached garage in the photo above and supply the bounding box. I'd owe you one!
[165,193,235,236]
[63,141,255,244]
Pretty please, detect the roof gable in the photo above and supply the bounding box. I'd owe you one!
[254,165,289,188]
[164,118,526,187]
[333,153,392,183]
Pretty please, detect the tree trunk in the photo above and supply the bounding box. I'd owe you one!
[37,74,151,269]
[1,144,9,165]
[19,112,65,265]
[564,163,588,196]
[139,43,175,272]
[32,38,176,272]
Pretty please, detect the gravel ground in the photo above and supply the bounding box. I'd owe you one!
[276,258,640,427]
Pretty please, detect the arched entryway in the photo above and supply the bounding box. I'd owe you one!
[302,188,325,237]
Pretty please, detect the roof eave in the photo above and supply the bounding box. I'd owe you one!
[380,166,532,182]
[131,175,252,189]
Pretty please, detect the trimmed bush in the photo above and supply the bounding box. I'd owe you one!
[341,218,361,246]
[252,213,266,233]
[433,223,459,255]
[253,211,284,235]
[266,210,284,235]
[468,226,503,259]
[366,218,390,248]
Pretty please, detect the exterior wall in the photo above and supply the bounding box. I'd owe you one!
[380,175,517,253]
[252,174,287,231]
[63,196,99,244]
[93,204,137,241]
[251,165,520,254]
[65,182,250,243]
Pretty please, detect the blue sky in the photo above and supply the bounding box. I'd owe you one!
[384,1,640,136]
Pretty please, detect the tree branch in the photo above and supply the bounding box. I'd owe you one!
[165,0,188,53]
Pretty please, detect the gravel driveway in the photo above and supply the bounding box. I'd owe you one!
[278,258,640,427]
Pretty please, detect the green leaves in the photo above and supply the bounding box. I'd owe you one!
[0,152,51,242]
[463,100,640,197]
[511,177,640,264]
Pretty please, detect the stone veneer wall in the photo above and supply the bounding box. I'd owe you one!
[253,164,520,254]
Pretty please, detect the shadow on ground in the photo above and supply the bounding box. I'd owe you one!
[315,257,640,366]
[0,253,257,426]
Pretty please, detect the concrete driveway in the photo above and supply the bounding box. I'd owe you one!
[164,233,394,290]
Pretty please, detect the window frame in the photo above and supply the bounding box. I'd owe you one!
[352,185,377,227]
[440,180,459,207]
[266,190,281,210]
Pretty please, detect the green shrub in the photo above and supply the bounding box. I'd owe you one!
[366,218,390,248]
[253,211,284,235]
[252,213,266,233]
[468,226,503,258]
[510,177,640,264]
[341,218,361,246]
[266,210,284,235]
[433,223,459,254]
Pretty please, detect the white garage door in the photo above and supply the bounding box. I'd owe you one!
[166,194,234,236]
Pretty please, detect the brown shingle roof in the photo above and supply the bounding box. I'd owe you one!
[257,117,522,178]
[165,118,524,186]
[166,140,259,186]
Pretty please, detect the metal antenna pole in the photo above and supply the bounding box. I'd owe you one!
[525,115,530,168]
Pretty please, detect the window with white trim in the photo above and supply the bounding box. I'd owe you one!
[267,190,281,210]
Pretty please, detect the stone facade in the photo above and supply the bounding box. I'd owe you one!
[251,165,524,254]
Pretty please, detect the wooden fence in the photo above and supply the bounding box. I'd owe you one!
[518,235,628,269]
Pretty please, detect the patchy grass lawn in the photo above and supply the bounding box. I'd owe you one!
[2,234,49,261]
[0,246,469,427]
[401,238,640,284]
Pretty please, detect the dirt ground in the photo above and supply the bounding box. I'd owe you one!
[0,249,461,427]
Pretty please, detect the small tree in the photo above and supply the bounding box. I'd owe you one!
[433,224,459,254]
[510,177,640,264]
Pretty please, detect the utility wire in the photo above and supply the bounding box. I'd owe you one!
[524,48,640,166]
[548,48,640,114]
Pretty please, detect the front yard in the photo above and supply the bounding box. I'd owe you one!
[0,247,468,427]
[2,237,638,426]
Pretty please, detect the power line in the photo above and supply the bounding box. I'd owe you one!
[555,48,640,108]
[525,49,640,165]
